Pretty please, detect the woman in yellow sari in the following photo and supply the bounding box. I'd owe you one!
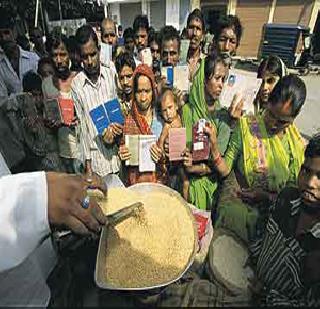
[204,74,306,242]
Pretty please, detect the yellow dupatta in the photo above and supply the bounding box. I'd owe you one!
[240,115,305,192]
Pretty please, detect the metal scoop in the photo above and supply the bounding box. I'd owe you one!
[106,202,144,227]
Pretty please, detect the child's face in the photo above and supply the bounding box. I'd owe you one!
[161,91,178,123]
[31,90,44,111]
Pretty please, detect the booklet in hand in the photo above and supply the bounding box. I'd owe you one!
[161,65,189,91]
[58,98,74,126]
[169,127,186,161]
[180,39,190,64]
[192,119,210,162]
[219,69,262,115]
[124,134,157,172]
[16,93,38,119]
[44,98,63,123]
[161,66,174,87]
[89,98,124,135]
[140,48,153,68]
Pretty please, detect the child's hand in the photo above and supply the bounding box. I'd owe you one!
[118,145,131,161]
[182,148,193,167]
[150,143,163,163]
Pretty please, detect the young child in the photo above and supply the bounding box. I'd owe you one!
[158,87,189,200]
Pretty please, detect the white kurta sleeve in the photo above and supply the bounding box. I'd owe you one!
[0,171,50,272]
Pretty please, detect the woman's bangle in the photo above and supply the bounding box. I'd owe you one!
[213,152,222,166]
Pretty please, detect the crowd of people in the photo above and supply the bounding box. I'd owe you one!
[0,6,319,307]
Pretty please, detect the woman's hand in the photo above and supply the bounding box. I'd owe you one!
[118,145,131,161]
[229,93,244,120]
[203,122,218,148]
[150,143,163,163]
[237,188,271,205]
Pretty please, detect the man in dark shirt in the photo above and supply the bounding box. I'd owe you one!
[250,133,320,306]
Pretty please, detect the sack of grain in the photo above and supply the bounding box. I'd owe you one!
[207,228,254,297]
[188,205,214,275]
[95,184,197,290]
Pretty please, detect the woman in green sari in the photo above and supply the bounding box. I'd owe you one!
[204,74,306,242]
[181,55,242,210]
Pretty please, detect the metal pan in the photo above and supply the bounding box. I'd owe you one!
[95,183,198,291]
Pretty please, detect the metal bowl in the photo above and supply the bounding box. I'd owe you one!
[95,183,198,291]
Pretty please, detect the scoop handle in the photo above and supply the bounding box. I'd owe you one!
[107,202,143,226]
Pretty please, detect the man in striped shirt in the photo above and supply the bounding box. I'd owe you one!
[72,25,122,177]
[0,11,39,98]
[249,133,320,306]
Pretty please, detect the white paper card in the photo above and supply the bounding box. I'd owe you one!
[100,42,112,65]
[220,69,262,115]
[140,48,153,67]
[138,135,157,172]
[174,65,189,92]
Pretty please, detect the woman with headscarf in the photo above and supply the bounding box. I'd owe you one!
[181,54,242,210]
[205,74,306,242]
[118,64,164,185]
[254,55,287,115]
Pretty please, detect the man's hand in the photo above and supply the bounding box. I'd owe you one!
[118,144,131,161]
[103,123,123,144]
[237,188,270,205]
[46,172,107,236]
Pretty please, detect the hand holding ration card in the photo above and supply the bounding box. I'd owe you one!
[125,135,157,172]
[220,69,262,115]
[169,128,187,161]
[192,119,210,162]
[89,98,124,135]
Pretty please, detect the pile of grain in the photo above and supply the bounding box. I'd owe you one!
[100,188,196,288]
[210,234,251,290]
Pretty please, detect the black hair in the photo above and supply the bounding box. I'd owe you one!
[148,31,161,47]
[305,133,320,158]
[133,15,149,34]
[269,74,307,117]
[204,53,228,82]
[46,34,71,54]
[123,27,134,40]
[75,24,99,51]
[16,35,30,51]
[0,9,14,30]
[115,51,136,73]
[214,15,243,46]
[160,25,181,50]
[37,56,55,75]
[118,25,123,31]
[23,71,42,92]
[187,9,205,33]
[258,55,286,79]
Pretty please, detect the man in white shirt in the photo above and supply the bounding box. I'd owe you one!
[0,151,106,306]
[72,25,122,177]
[0,12,39,98]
